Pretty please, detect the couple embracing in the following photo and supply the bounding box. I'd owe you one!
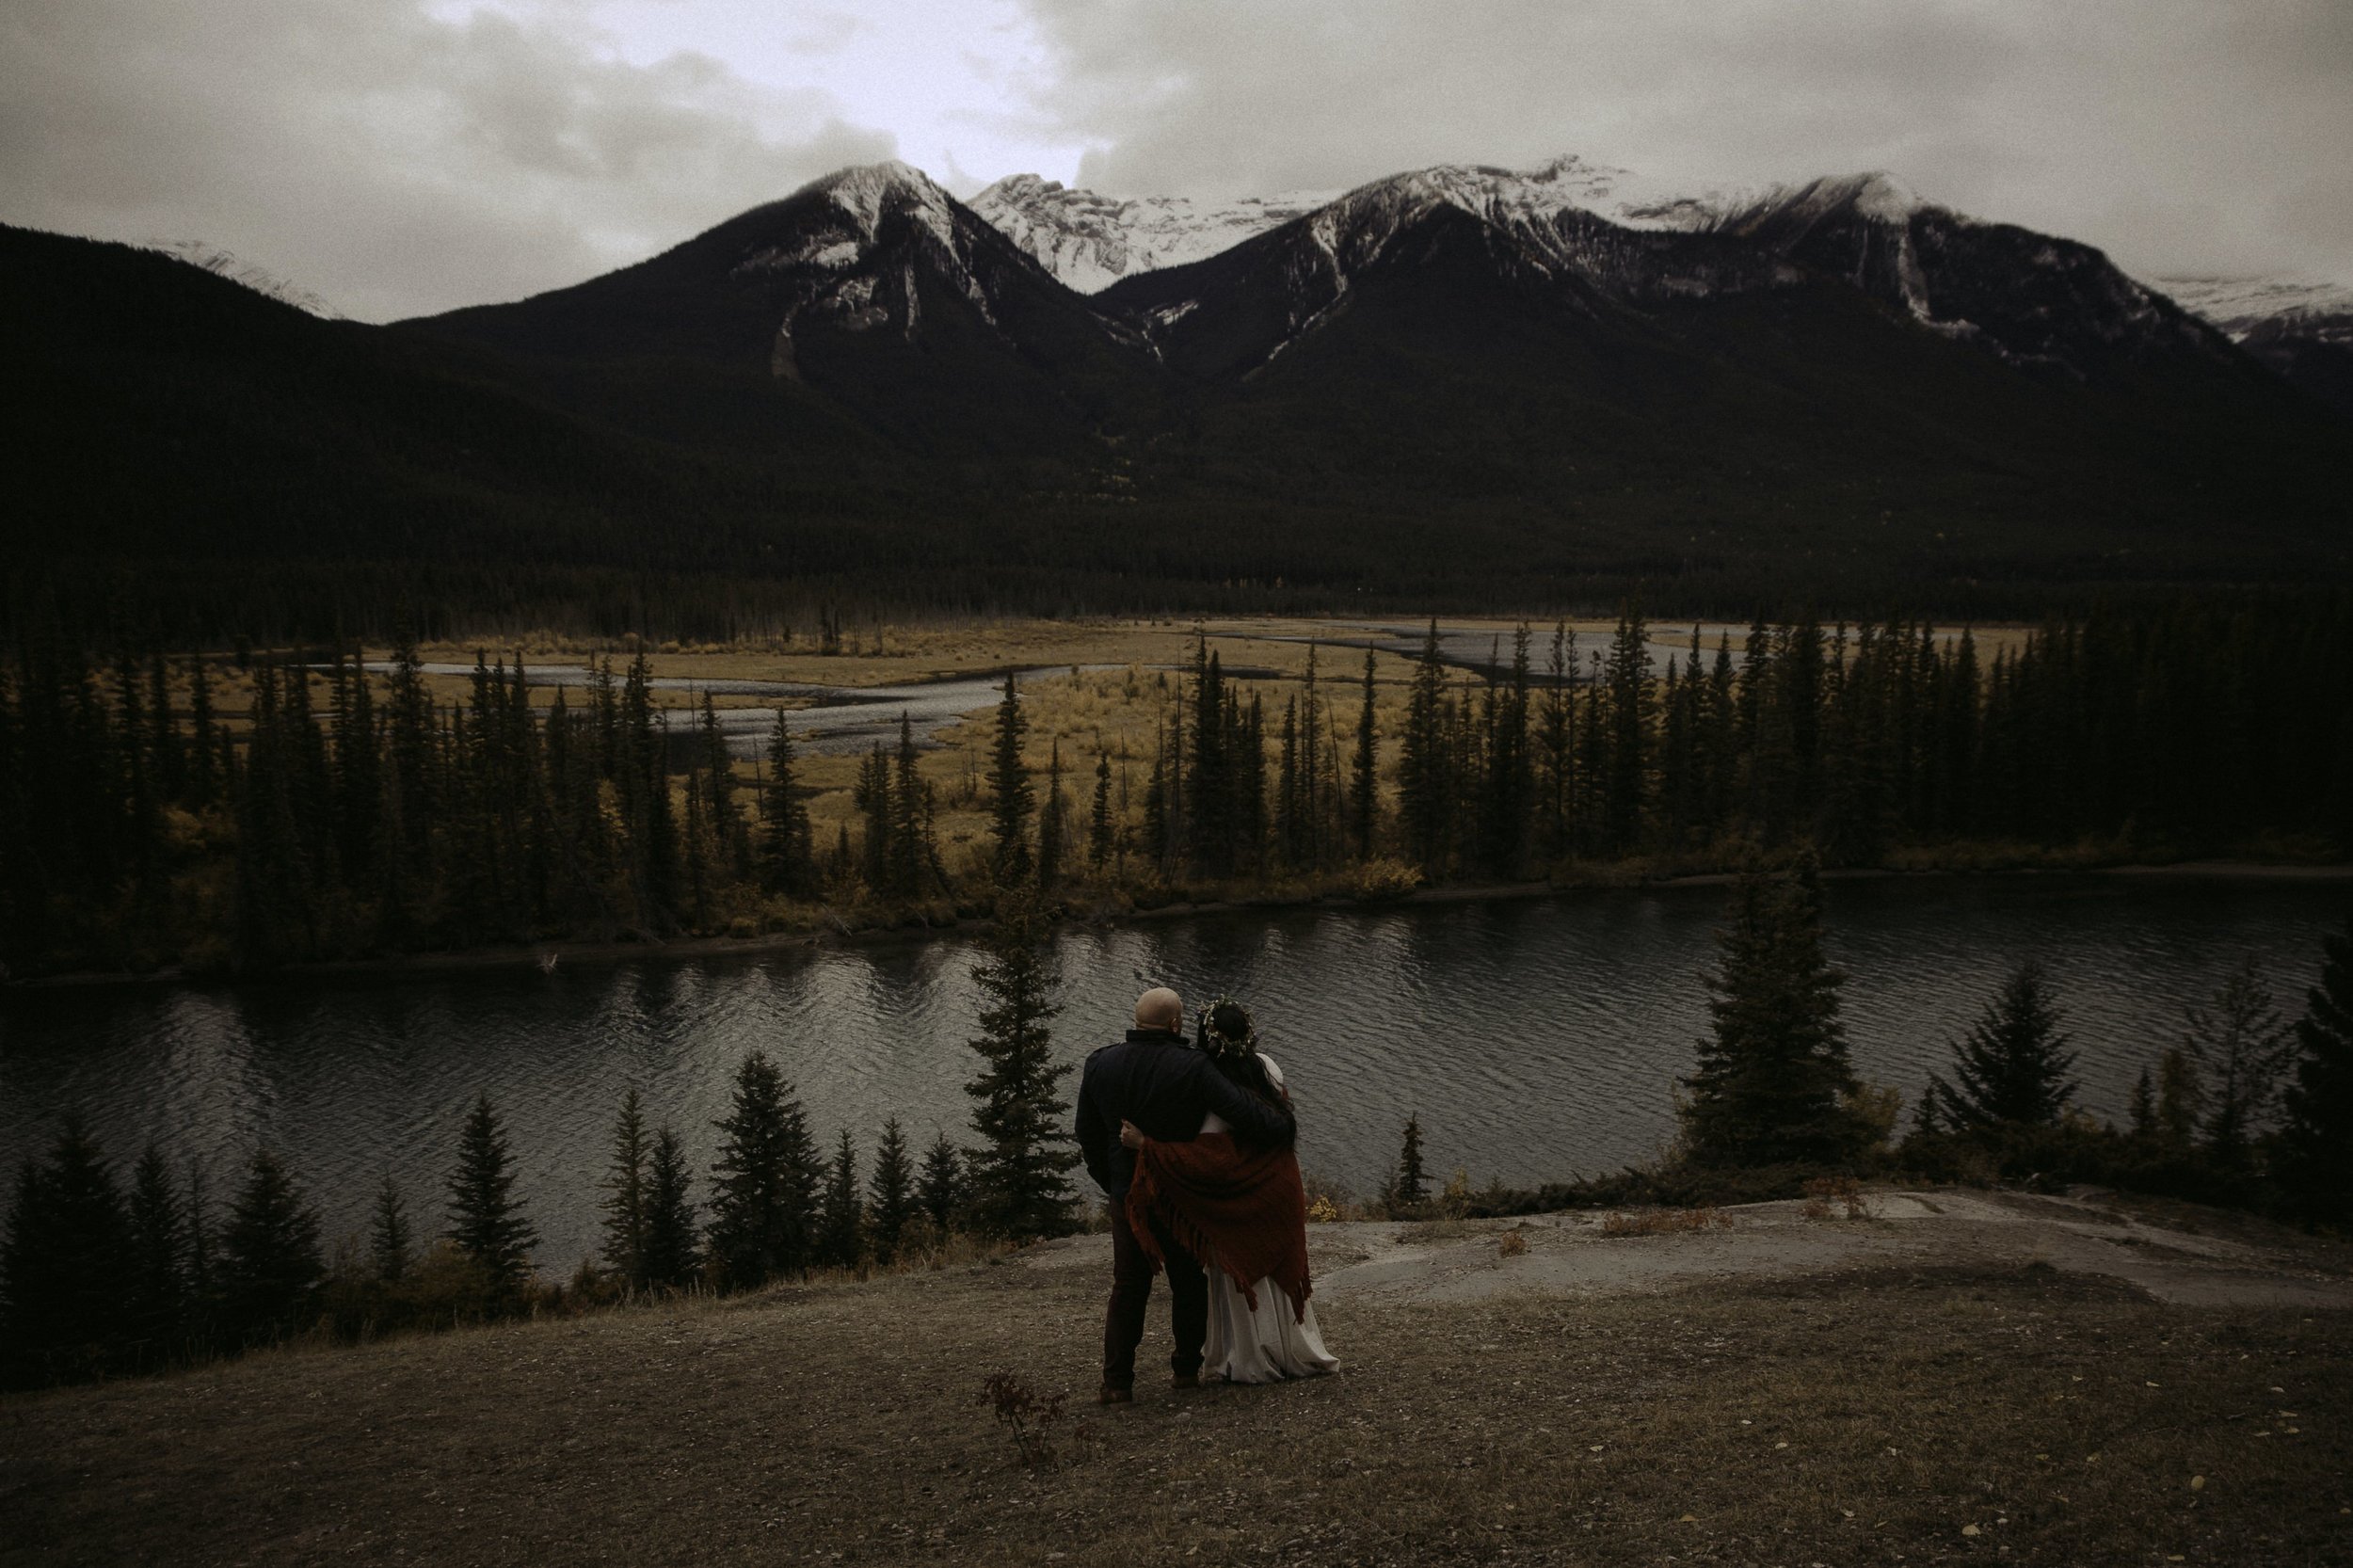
[1075,986,1338,1404]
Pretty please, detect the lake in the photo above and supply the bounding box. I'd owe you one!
[2,874,2342,1268]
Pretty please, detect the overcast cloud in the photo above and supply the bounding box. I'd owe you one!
[2,0,2346,320]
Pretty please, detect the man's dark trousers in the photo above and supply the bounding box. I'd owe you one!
[1103,1192,1207,1390]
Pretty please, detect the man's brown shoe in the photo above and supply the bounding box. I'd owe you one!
[1098,1385,1134,1405]
[1171,1373,1200,1391]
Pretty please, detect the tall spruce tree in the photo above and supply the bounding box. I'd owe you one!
[987,669,1033,885]
[217,1148,325,1348]
[888,712,931,899]
[599,1089,652,1288]
[444,1095,538,1292]
[963,890,1080,1239]
[919,1134,965,1234]
[641,1127,701,1288]
[126,1144,189,1362]
[1681,862,1871,1167]
[818,1130,865,1270]
[760,709,812,894]
[1388,1115,1430,1208]
[706,1051,821,1286]
[1088,752,1114,870]
[1399,621,1451,871]
[1,1116,134,1381]
[869,1119,917,1263]
[369,1175,412,1283]
[2280,916,2353,1218]
[1602,605,1652,855]
[1938,963,2080,1130]
[2185,955,2295,1174]
[1036,740,1069,890]
[1350,648,1380,861]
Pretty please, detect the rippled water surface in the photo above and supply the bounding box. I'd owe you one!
[3,876,2343,1266]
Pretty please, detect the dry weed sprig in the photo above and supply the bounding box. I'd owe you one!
[1599,1208,1731,1237]
[977,1371,1067,1469]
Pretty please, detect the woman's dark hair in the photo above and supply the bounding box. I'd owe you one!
[1198,1000,1294,1148]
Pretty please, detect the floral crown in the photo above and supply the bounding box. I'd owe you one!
[1195,996,1258,1057]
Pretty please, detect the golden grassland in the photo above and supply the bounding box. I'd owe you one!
[188,616,2038,889]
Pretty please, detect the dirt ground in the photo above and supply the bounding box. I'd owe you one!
[4,1189,2347,1567]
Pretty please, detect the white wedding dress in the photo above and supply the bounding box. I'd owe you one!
[1198,1054,1340,1384]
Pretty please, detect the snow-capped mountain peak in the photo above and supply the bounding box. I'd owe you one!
[806,160,964,251]
[970,174,1338,293]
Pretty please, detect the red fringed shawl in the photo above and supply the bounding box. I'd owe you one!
[1127,1132,1314,1323]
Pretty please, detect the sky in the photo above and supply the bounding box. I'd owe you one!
[2,0,2347,321]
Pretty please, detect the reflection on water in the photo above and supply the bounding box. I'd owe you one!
[3,876,2343,1267]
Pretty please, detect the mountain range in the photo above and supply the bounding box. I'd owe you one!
[7,154,2349,618]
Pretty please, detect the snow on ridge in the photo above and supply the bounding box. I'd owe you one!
[2149,274,2353,337]
[973,154,1774,292]
[153,240,337,316]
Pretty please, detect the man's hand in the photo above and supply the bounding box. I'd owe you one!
[1119,1119,1146,1151]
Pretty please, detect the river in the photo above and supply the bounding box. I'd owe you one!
[2,874,2342,1268]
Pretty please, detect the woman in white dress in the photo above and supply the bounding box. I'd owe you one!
[1120,1000,1338,1384]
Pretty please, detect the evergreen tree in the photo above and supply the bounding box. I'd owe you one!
[1185,642,1233,876]
[706,1051,821,1286]
[641,1128,700,1288]
[1399,621,1451,871]
[1036,740,1069,890]
[1142,726,1171,872]
[987,669,1033,885]
[2185,954,2294,1174]
[699,693,748,877]
[599,1089,651,1288]
[217,1148,325,1347]
[126,1144,189,1361]
[1,1116,134,1380]
[760,709,812,894]
[369,1175,411,1284]
[2127,1067,2157,1140]
[1537,623,1574,862]
[1681,861,1870,1166]
[869,1118,917,1263]
[855,742,893,892]
[963,890,1080,1239]
[1388,1115,1430,1208]
[1601,605,1652,855]
[1088,753,1113,870]
[818,1129,865,1270]
[2155,1046,2205,1145]
[1350,648,1380,861]
[1938,962,2080,1130]
[2280,916,2353,1218]
[443,1095,537,1292]
[888,712,932,899]
[918,1134,965,1234]
[1478,624,1533,878]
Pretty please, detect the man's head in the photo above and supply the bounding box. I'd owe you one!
[1133,986,1184,1033]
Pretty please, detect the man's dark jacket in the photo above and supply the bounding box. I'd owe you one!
[1076,1029,1295,1196]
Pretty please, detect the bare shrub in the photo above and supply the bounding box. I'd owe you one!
[977,1372,1066,1469]
[1801,1176,1871,1220]
[1498,1229,1529,1258]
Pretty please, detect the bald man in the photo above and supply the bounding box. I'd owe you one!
[1075,986,1296,1403]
